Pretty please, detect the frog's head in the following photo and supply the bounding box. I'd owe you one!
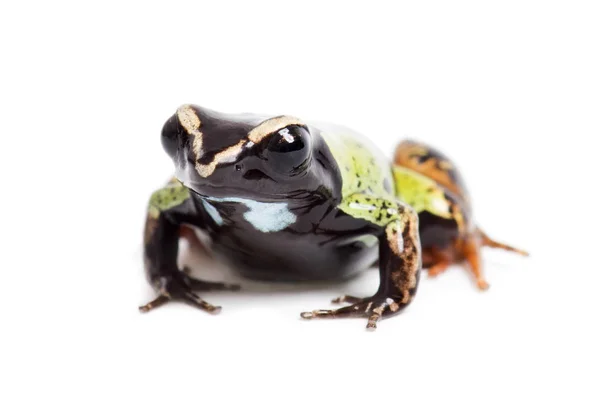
[161,104,335,200]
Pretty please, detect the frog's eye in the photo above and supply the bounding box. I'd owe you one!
[265,125,311,175]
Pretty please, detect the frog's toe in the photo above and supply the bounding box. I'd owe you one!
[139,294,170,313]
[476,279,490,291]
[180,289,223,314]
[300,310,336,319]
[300,296,402,330]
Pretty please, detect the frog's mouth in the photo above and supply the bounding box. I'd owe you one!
[188,184,296,203]
[182,164,312,202]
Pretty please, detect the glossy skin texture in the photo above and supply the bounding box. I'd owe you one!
[140,105,527,329]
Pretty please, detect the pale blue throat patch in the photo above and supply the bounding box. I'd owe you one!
[200,199,224,226]
[203,196,297,233]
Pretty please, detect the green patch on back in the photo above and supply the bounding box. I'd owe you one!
[320,130,392,199]
[148,178,190,219]
[392,166,452,219]
[319,128,398,226]
[339,193,403,227]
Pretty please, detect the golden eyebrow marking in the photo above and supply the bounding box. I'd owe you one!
[177,104,203,160]
[193,115,306,178]
[195,141,246,178]
[247,116,305,143]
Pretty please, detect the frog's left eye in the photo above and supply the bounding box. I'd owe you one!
[265,125,311,175]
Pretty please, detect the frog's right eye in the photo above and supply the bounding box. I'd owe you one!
[265,125,311,175]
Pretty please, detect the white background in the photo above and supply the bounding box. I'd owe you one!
[1,1,599,399]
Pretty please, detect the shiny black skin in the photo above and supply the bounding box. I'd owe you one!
[153,106,383,282]
[143,106,426,326]
[165,194,381,282]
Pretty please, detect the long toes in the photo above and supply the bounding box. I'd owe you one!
[300,310,335,319]
[138,294,170,313]
[366,313,381,331]
[301,301,370,320]
[181,291,222,314]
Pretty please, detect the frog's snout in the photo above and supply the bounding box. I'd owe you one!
[161,112,181,160]
[161,104,202,162]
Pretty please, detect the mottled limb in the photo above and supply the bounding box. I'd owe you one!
[301,205,422,330]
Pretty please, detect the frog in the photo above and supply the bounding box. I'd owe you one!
[139,104,528,330]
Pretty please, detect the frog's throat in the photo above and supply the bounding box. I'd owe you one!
[202,196,297,233]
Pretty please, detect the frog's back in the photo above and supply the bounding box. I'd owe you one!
[314,121,395,200]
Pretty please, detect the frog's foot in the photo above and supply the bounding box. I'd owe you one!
[475,278,490,291]
[139,271,240,314]
[301,296,402,331]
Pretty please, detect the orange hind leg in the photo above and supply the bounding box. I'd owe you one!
[394,140,528,290]
[478,229,529,257]
[464,229,528,290]
[424,230,528,290]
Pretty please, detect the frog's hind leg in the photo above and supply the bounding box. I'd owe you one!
[478,229,529,257]
[463,236,490,291]
[422,246,454,278]
[461,229,528,291]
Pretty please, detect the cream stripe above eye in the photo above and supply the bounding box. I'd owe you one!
[177,104,204,160]
[193,115,306,177]
[195,141,246,178]
[247,116,305,143]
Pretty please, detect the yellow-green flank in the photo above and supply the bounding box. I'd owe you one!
[148,178,190,219]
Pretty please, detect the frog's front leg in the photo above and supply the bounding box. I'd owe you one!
[301,197,421,330]
[139,181,240,314]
